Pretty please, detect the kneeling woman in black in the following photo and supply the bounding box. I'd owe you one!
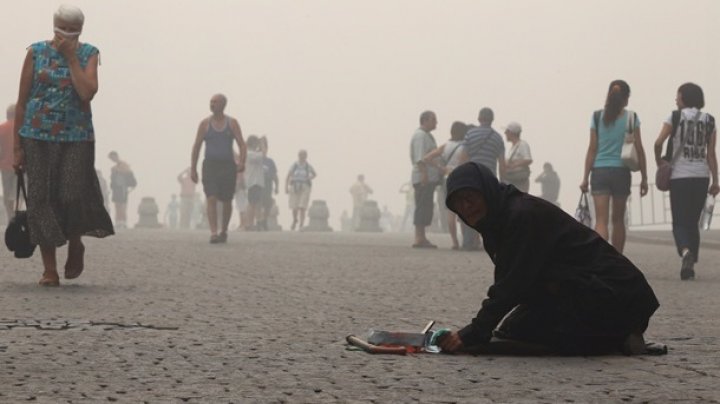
[438,162,659,355]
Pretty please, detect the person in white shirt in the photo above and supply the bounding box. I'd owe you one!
[653,82,719,280]
[503,122,533,192]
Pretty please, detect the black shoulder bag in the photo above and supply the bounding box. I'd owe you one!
[4,174,36,258]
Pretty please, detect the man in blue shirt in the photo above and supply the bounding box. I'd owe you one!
[458,107,506,250]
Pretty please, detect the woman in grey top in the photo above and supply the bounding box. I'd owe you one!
[653,83,719,280]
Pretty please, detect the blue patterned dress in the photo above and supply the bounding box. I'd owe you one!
[19,40,113,247]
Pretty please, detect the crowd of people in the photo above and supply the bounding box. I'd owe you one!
[406,80,718,282]
[2,3,720,364]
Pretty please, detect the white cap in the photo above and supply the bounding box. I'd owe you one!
[504,121,522,135]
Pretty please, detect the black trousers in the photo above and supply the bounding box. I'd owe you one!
[413,183,437,227]
[669,177,709,262]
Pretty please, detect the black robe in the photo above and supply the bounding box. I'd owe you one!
[445,162,659,353]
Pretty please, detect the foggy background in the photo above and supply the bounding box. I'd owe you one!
[2,1,718,229]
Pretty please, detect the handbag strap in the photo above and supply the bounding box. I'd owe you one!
[578,191,589,208]
[625,110,636,142]
[445,142,462,165]
[15,174,27,214]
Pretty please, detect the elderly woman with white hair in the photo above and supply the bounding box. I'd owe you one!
[13,5,113,286]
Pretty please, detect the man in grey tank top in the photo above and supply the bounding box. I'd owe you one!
[190,94,247,244]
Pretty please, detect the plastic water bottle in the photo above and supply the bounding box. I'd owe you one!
[699,195,715,230]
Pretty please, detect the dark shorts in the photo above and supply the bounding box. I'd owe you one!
[247,185,264,205]
[590,167,631,197]
[202,159,237,201]
[2,170,17,203]
[262,182,274,208]
[111,186,128,203]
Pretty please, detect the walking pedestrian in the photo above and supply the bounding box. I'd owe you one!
[165,194,179,229]
[423,121,467,249]
[653,83,718,280]
[458,107,505,250]
[535,162,561,205]
[349,174,373,230]
[0,104,17,221]
[190,94,246,243]
[12,5,113,286]
[410,110,440,248]
[285,150,316,230]
[259,136,279,231]
[108,151,135,229]
[244,135,265,230]
[580,80,649,253]
[503,122,532,192]
[177,168,196,229]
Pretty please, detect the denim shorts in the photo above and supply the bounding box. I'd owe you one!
[590,167,631,197]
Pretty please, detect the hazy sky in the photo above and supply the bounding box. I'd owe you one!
[2,1,718,228]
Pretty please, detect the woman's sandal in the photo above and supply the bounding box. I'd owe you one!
[64,243,85,280]
[38,276,60,287]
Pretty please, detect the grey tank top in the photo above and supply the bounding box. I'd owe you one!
[204,118,234,161]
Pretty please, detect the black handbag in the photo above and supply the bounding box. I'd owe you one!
[4,174,36,258]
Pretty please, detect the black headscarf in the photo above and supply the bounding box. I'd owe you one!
[445,162,520,253]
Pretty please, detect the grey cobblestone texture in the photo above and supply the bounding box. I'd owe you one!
[1,230,718,403]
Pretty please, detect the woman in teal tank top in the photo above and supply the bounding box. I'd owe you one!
[580,80,649,253]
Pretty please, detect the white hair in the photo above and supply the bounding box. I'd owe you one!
[54,4,85,26]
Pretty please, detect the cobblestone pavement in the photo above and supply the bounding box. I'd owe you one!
[1,229,719,403]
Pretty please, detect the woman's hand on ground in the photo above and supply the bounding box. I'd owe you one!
[437,331,464,353]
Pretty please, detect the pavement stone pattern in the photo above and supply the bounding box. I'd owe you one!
[1,229,719,403]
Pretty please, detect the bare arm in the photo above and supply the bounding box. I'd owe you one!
[580,130,599,191]
[190,120,206,183]
[422,144,446,171]
[231,118,246,172]
[458,149,469,164]
[13,49,34,172]
[708,130,719,195]
[497,156,506,181]
[654,123,672,165]
[632,126,649,196]
[285,171,292,193]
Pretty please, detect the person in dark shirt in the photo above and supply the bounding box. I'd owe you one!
[438,162,659,355]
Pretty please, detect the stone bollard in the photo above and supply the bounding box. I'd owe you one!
[356,200,383,232]
[135,197,162,228]
[302,200,333,232]
[266,201,282,231]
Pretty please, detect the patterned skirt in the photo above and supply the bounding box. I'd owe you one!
[21,138,114,247]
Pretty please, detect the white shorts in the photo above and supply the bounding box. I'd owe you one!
[235,188,248,212]
[289,183,311,210]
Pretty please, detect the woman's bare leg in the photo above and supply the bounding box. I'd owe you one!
[592,194,610,241]
[448,212,459,249]
[611,196,628,253]
[207,196,218,236]
[65,236,85,279]
[39,245,59,285]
